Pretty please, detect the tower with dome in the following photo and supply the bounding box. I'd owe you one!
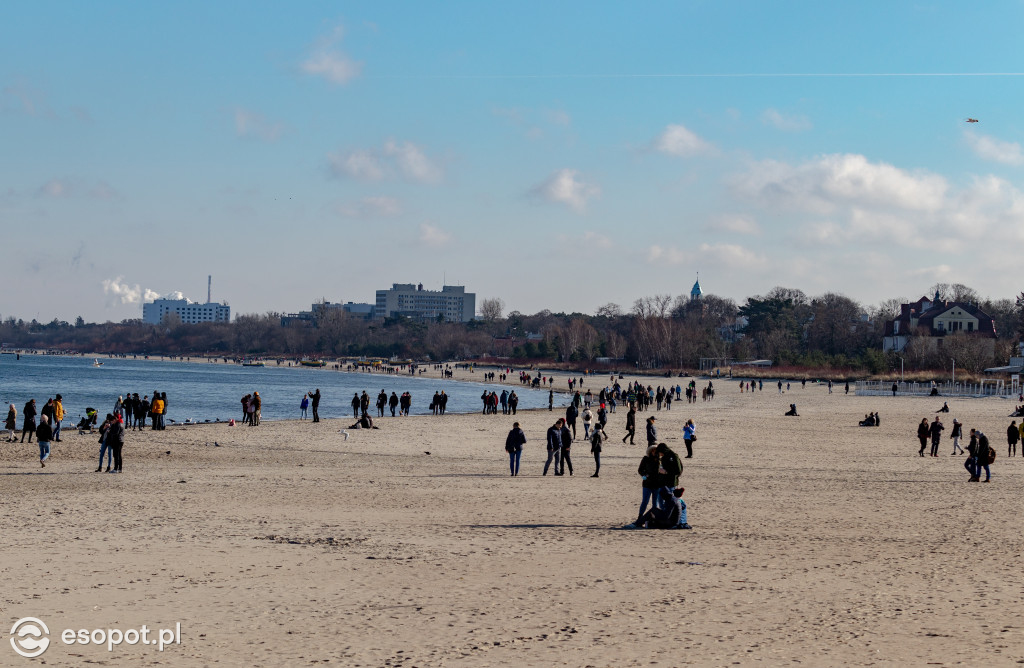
[690,274,703,301]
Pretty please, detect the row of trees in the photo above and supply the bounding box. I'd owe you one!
[2,283,1022,374]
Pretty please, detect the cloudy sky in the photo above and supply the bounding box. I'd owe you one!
[3,1,1024,323]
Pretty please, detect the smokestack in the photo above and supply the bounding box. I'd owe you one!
[208,275,212,304]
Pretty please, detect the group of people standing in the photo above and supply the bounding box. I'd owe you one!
[114,392,167,430]
[240,392,262,426]
[5,396,65,467]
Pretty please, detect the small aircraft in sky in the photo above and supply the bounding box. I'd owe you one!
[965,118,979,123]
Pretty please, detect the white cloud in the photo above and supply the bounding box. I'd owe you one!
[301,24,362,85]
[761,108,811,132]
[329,140,441,183]
[234,108,283,141]
[646,244,687,265]
[732,153,948,214]
[531,169,599,212]
[965,130,1024,165]
[705,214,760,235]
[384,140,442,183]
[338,196,402,218]
[102,277,159,306]
[546,109,571,126]
[328,149,386,181]
[652,124,713,157]
[419,223,452,247]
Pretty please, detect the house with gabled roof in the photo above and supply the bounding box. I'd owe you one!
[883,291,997,354]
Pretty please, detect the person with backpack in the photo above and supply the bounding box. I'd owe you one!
[504,422,526,477]
[975,430,993,482]
[582,406,593,441]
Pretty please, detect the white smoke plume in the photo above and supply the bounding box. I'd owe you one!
[102,277,160,306]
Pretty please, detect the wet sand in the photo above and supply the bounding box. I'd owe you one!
[2,375,1023,666]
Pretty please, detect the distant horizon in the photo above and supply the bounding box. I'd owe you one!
[5,3,1024,322]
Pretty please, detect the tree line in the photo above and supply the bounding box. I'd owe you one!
[2,283,1022,374]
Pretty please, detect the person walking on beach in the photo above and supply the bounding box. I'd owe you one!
[377,390,388,417]
[590,423,605,477]
[646,416,658,448]
[1008,421,1019,457]
[21,399,37,443]
[36,415,53,468]
[559,419,574,476]
[309,389,321,422]
[251,391,262,426]
[300,394,309,419]
[4,404,16,442]
[622,406,636,444]
[950,418,965,455]
[548,389,554,411]
[682,419,696,458]
[582,406,593,441]
[505,421,526,477]
[543,419,563,476]
[891,381,898,396]
[975,430,993,482]
[508,391,518,415]
[929,416,944,457]
[917,418,929,457]
[565,403,578,441]
[352,393,361,418]
[389,392,399,417]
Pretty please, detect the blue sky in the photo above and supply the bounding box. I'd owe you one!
[3,1,1024,323]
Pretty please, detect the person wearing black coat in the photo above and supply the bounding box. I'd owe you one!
[559,422,574,476]
[622,406,636,444]
[308,389,321,422]
[504,422,526,476]
[645,416,658,446]
[917,418,929,457]
[543,419,563,476]
[21,399,37,443]
[35,415,53,467]
[633,446,662,526]
[1008,421,1020,457]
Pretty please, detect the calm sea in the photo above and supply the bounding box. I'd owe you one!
[0,355,554,424]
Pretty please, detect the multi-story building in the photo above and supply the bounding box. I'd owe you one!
[143,298,231,325]
[281,301,375,327]
[883,292,997,353]
[374,284,475,323]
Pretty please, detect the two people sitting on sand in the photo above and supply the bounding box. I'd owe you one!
[785,404,799,416]
[859,412,880,427]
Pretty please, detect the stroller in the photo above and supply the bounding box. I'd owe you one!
[77,408,98,432]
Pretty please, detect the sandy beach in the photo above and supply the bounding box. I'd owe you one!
[2,371,1023,666]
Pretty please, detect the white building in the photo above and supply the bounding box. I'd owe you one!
[374,283,475,323]
[143,298,231,325]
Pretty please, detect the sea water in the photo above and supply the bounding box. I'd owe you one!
[0,355,558,424]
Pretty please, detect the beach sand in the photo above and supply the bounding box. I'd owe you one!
[2,371,1023,666]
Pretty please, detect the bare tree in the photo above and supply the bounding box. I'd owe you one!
[595,303,623,318]
[479,297,505,322]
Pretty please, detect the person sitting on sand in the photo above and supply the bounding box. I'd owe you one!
[348,414,377,430]
[637,488,690,530]
[859,414,873,427]
[938,402,949,413]
[785,404,799,416]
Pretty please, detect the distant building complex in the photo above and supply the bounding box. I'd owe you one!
[883,292,997,354]
[374,284,475,323]
[281,301,375,327]
[143,298,231,325]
